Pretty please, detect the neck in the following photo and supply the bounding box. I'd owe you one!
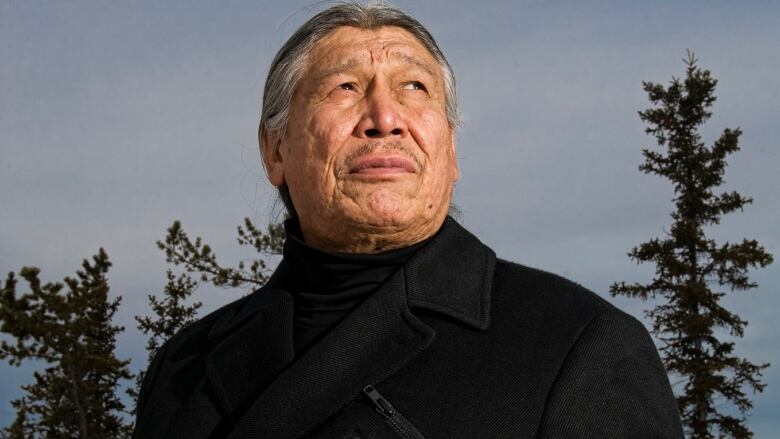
[279,218,436,353]
[295,213,449,253]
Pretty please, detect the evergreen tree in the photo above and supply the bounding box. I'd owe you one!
[610,52,773,438]
[131,217,285,408]
[128,270,201,411]
[0,249,133,438]
[157,218,285,289]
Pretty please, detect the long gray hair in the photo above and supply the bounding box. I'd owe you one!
[260,1,460,218]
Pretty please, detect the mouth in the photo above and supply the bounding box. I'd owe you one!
[348,155,417,175]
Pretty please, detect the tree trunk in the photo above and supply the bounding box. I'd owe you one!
[67,366,89,439]
[688,216,708,438]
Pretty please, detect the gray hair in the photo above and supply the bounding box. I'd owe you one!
[260,1,461,218]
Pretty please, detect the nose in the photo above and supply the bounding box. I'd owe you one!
[354,83,408,139]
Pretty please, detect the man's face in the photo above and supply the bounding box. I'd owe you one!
[263,26,458,252]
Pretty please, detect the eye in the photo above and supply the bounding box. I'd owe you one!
[338,82,355,91]
[403,81,427,92]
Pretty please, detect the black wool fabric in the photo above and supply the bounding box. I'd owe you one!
[276,219,431,354]
[132,217,684,438]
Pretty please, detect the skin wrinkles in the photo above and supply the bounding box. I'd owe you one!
[310,53,437,94]
[262,26,458,253]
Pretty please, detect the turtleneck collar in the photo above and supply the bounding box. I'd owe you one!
[276,218,434,354]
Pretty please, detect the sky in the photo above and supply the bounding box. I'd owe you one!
[1,0,778,434]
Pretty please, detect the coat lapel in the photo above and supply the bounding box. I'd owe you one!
[188,217,495,438]
[224,217,495,438]
[226,265,435,438]
[164,287,296,438]
[405,217,495,331]
[206,287,296,414]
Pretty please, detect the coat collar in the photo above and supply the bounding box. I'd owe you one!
[201,217,496,437]
[208,216,494,340]
[404,216,495,331]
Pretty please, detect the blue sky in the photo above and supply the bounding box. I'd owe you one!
[2,0,778,434]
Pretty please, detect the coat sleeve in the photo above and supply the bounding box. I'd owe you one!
[134,338,171,422]
[537,310,684,438]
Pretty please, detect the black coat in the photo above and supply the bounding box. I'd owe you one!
[133,218,683,438]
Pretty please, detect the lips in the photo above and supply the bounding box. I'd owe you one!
[348,155,417,175]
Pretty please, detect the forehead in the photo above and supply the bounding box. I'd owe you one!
[306,25,439,73]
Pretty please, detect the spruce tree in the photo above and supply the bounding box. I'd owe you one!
[157,218,285,289]
[0,249,133,438]
[131,217,285,409]
[610,52,773,438]
[128,270,201,411]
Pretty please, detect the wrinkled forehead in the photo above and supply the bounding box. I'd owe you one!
[304,25,441,79]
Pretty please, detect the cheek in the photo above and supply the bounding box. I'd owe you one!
[414,106,449,143]
[308,107,359,159]
[414,110,454,170]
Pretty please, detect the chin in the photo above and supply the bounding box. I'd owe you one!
[351,207,406,229]
[360,191,415,226]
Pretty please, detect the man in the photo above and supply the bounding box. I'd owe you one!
[133,3,684,438]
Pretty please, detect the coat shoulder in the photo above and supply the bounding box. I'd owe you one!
[133,290,255,421]
[492,258,619,325]
[166,290,254,352]
[487,257,632,376]
[496,261,686,437]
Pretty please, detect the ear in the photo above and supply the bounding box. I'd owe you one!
[261,125,286,187]
[449,126,459,182]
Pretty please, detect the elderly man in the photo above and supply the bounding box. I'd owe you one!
[133,3,683,438]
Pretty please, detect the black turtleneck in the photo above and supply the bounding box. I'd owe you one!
[274,219,431,355]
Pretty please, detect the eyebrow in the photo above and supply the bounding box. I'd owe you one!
[393,53,437,77]
[310,52,438,85]
[311,58,362,85]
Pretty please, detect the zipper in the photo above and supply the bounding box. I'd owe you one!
[362,385,427,439]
